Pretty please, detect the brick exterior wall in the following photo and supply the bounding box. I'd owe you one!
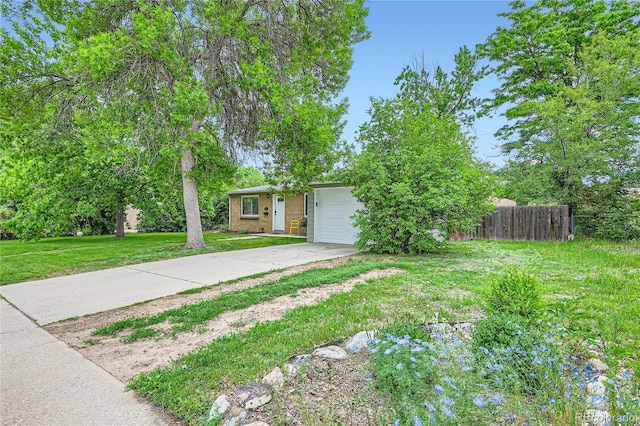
[284,193,307,236]
[229,192,308,235]
[229,193,272,233]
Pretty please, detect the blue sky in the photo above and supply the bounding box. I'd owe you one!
[341,1,513,166]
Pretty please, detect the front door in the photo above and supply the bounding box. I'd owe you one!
[272,194,286,232]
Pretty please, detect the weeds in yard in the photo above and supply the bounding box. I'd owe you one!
[369,320,639,425]
[93,261,394,342]
[122,241,639,424]
[484,267,543,320]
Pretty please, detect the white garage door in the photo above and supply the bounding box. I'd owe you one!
[314,187,363,244]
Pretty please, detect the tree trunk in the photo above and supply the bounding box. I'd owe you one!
[115,205,126,238]
[181,147,205,248]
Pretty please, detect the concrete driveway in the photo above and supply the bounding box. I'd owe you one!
[0,242,358,425]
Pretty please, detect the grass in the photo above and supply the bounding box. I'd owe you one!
[122,239,639,425]
[93,261,394,342]
[0,232,304,285]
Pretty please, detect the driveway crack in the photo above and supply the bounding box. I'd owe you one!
[123,266,206,286]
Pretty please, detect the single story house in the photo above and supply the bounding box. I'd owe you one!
[228,183,363,244]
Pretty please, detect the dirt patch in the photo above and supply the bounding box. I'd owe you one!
[258,352,389,425]
[46,255,363,337]
[46,264,400,384]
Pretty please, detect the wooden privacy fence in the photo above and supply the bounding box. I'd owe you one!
[451,205,571,242]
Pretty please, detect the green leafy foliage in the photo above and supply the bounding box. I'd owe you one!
[484,267,543,319]
[472,314,559,392]
[1,0,370,247]
[369,323,436,400]
[345,59,494,254]
[0,205,17,240]
[484,0,640,238]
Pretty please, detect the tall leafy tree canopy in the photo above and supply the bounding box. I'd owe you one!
[483,0,640,221]
[1,0,368,246]
[346,53,494,254]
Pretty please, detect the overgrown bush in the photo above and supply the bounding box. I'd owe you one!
[0,205,17,240]
[484,267,543,320]
[574,202,640,241]
[344,63,494,255]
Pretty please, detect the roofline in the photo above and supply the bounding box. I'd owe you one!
[227,185,274,195]
[309,182,347,188]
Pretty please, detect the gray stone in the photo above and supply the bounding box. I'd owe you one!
[245,422,270,426]
[586,393,608,411]
[284,363,300,376]
[233,382,272,410]
[289,354,312,365]
[588,358,609,372]
[587,381,606,396]
[312,345,348,360]
[262,367,285,388]
[222,411,247,426]
[208,394,230,420]
[344,330,378,353]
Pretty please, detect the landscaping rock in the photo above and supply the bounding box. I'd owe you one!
[284,363,300,376]
[222,411,247,426]
[312,345,348,360]
[208,394,230,420]
[588,358,609,372]
[344,330,378,353]
[262,367,285,388]
[586,394,608,410]
[289,354,312,365]
[587,381,606,396]
[245,422,270,426]
[233,382,272,409]
[283,354,312,377]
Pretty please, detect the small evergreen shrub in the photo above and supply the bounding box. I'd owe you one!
[484,267,543,319]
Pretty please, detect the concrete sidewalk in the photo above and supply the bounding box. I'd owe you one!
[0,242,359,325]
[0,300,166,426]
[0,242,358,425]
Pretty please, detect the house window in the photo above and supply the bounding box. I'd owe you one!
[241,195,259,217]
[303,192,309,218]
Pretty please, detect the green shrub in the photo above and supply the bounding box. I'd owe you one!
[0,205,17,240]
[484,267,543,319]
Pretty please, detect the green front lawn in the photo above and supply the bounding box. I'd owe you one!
[0,232,304,285]
[115,239,639,424]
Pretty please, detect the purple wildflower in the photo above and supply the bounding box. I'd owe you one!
[439,396,455,407]
[473,395,488,408]
[489,393,506,405]
[440,406,455,420]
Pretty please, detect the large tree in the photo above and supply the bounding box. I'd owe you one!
[483,0,640,215]
[1,1,368,247]
[346,55,494,254]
